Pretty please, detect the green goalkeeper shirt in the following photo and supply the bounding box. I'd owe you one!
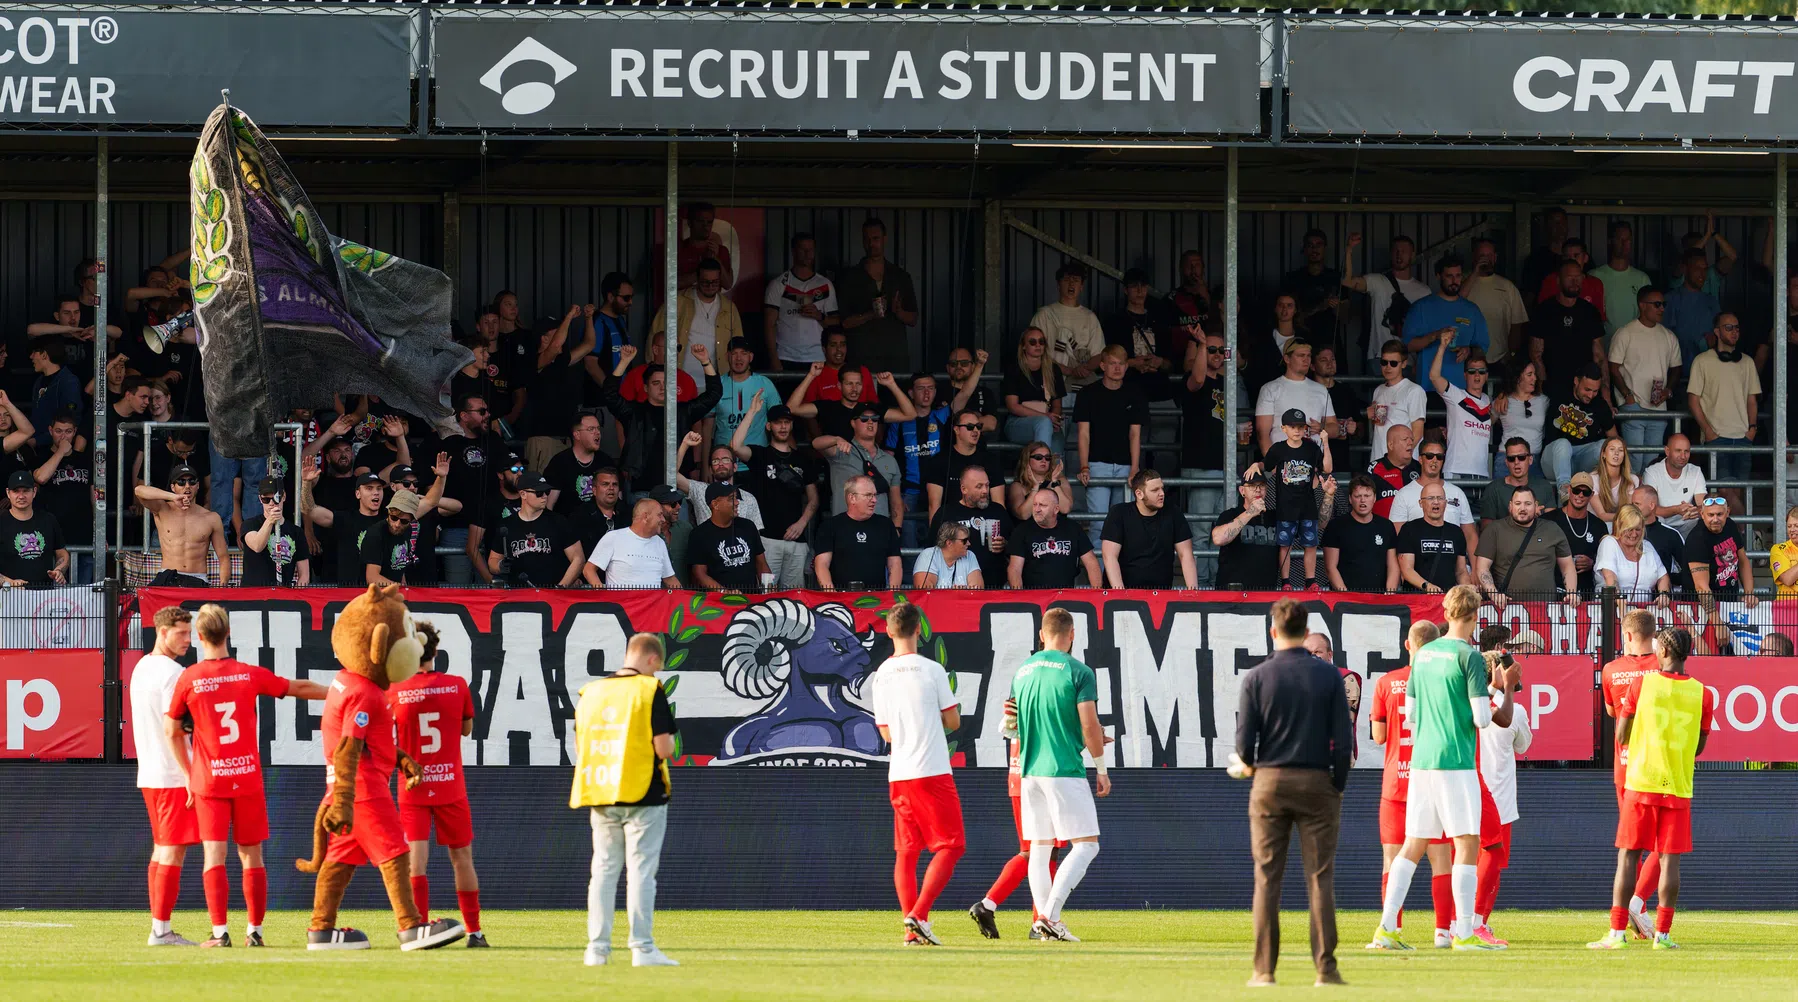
[1407,636,1488,771]
[1010,649,1098,778]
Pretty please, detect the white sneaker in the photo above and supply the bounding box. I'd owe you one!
[583,947,609,967]
[632,948,679,967]
[1629,909,1655,941]
[1433,931,1452,949]
[1032,919,1080,943]
[147,930,197,947]
[904,916,942,946]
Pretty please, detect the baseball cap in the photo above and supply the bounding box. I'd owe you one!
[6,470,33,489]
[727,336,753,353]
[1568,472,1596,492]
[647,485,684,505]
[169,463,200,485]
[387,489,422,517]
[1280,408,1307,427]
[355,472,384,488]
[503,453,525,472]
[388,465,418,484]
[705,481,739,505]
[517,472,551,494]
[1241,468,1268,486]
[766,404,794,422]
[256,475,284,498]
[853,402,882,420]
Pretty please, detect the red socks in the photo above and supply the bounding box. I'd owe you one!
[202,866,229,927]
[910,846,965,922]
[244,867,267,928]
[1474,852,1502,921]
[413,876,431,922]
[894,850,921,917]
[987,854,1031,907]
[1656,906,1674,934]
[1634,853,1662,901]
[457,890,482,934]
[1431,873,1453,931]
[1610,906,1629,932]
[148,863,182,922]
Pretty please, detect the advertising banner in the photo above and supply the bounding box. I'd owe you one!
[1511,655,1597,762]
[431,12,1264,135]
[1688,657,1798,762]
[0,7,414,127]
[1286,20,1798,142]
[0,650,103,759]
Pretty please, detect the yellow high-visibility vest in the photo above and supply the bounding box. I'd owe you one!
[1624,672,1704,801]
[569,674,670,808]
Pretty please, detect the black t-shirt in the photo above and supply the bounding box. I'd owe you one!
[742,444,821,540]
[1177,373,1231,471]
[492,329,537,417]
[1212,505,1280,590]
[573,505,627,557]
[922,443,998,499]
[1072,381,1147,466]
[1397,519,1465,592]
[1544,389,1616,447]
[1007,518,1093,589]
[0,509,65,583]
[814,512,900,589]
[1682,517,1747,600]
[1321,515,1396,592]
[1323,381,1361,475]
[430,430,506,528]
[1001,366,1052,409]
[1530,297,1606,395]
[687,516,766,590]
[1543,508,1608,594]
[333,509,385,586]
[929,500,1015,586]
[1100,502,1193,588]
[489,511,579,587]
[360,520,428,584]
[816,399,861,444]
[958,382,1003,425]
[543,447,615,516]
[525,344,587,439]
[1263,439,1325,522]
[40,447,93,546]
[1644,520,1692,596]
[1283,265,1343,344]
[241,521,304,587]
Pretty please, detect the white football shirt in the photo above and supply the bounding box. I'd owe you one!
[871,653,958,782]
[1479,701,1532,825]
[131,653,189,789]
[588,528,675,588]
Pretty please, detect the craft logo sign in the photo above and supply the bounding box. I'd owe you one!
[433,13,1263,135]
[0,8,414,127]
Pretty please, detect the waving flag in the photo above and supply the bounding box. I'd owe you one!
[188,103,471,458]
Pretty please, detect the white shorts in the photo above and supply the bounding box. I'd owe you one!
[1405,769,1482,840]
[1019,775,1099,842]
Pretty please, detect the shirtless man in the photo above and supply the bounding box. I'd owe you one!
[134,463,227,586]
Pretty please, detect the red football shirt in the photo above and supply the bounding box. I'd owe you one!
[389,671,476,806]
[1603,653,1659,787]
[801,365,875,404]
[321,671,398,803]
[166,658,291,800]
[1617,670,1715,809]
[1369,666,1411,802]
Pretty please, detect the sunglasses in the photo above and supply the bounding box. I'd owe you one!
[616,293,634,302]
[1506,453,1531,463]
[956,423,981,431]
[172,477,199,487]
[1206,346,1226,355]
[395,480,420,490]
[1022,338,1046,347]
[1030,452,1053,461]
[463,406,490,415]
[1466,368,1488,376]
[387,513,415,525]
[506,464,526,473]
[1701,496,1729,507]
[1420,452,1445,461]
[521,488,549,497]
[258,495,280,505]
[1380,359,1404,368]
[1570,487,1593,496]
[947,359,973,367]
[853,415,879,423]
[1643,301,1666,308]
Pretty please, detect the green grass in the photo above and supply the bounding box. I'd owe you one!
[4,909,1795,1001]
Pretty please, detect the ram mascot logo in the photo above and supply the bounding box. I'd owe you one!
[714,598,880,763]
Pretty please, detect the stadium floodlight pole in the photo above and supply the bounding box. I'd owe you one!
[664,138,679,487]
[93,136,109,584]
[1222,147,1239,494]
[1776,153,1788,555]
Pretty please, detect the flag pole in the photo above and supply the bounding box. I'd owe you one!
[664,140,679,487]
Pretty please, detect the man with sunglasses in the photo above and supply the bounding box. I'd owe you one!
[1686,313,1760,516]
[650,257,743,390]
[1609,287,1682,466]
[763,233,839,371]
[580,273,634,412]
[1388,433,1478,557]
[822,404,905,531]
[241,476,308,587]
[469,454,526,586]
[925,408,1002,522]
[1544,472,1609,596]
[1178,332,1251,568]
[427,393,507,585]
[1367,340,1427,451]
[391,460,462,585]
[1479,438,1556,529]
[1683,493,1757,640]
[362,487,439,587]
[135,462,227,588]
[485,472,584,588]
[944,348,1000,432]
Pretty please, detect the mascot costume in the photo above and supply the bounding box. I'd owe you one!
[296,584,465,951]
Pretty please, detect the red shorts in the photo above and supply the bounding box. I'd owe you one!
[1616,800,1692,855]
[323,794,410,867]
[1482,821,1514,869]
[1009,794,1070,854]
[890,774,966,853]
[142,788,200,847]
[400,799,474,850]
[195,794,269,845]
[1379,798,1406,846]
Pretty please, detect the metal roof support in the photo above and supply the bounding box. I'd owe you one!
[1775,153,1787,559]
[1223,146,1239,496]
[664,139,680,488]
[92,137,109,588]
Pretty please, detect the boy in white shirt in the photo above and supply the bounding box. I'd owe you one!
[133,605,202,946]
[1367,339,1428,449]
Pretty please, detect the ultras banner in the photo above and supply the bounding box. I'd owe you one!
[127,588,1797,768]
[431,11,1264,135]
[1286,19,1798,142]
[0,7,414,128]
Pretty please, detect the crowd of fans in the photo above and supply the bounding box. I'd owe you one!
[1,206,1793,614]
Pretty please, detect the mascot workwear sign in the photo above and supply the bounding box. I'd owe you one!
[0,7,413,127]
[431,10,1264,135]
[1288,19,1798,142]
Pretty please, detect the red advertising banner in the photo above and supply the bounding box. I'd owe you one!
[0,651,104,759]
[1512,655,1597,761]
[1689,657,1798,762]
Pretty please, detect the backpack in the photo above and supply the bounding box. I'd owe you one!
[1381,271,1414,335]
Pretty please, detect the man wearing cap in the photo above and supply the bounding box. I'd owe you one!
[0,470,69,587]
[302,469,387,586]
[427,392,509,585]
[242,476,309,587]
[648,485,692,586]
[469,453,527,585]
[135,462,227,587]
[1543,472,1609,597]
[361,481,447,587]
[822,402,905,530]
[688,481,770,592]
[388,457,462,585]
[731,391,822,590]
[486,472,583,588]
[710,336,779,452]
[585,497,680,590]
[1211,469,1280,591]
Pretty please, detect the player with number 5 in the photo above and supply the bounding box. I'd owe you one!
[165,603,328,948]
[389,622,489,946]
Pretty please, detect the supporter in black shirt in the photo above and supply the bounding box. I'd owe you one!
[490,291,535,433]
[1529,261,1607,385]
[0,471,68,586]
[928,465,1014,588]
[431,395,507,532]
[1103,270,1178,399]
[923,408,1001,520]
[1074,347,1148,534]
[687,482,770,592]
[1543,472,1608,595]
[241,476,307,586]
[32,413,91,577]
[1683,495,1752,603]
[1321,475,1397,592]
[385,462,461,586]
[544,413,615,515]
[350,414,412,480]
[485,473,583,587]
[730,399,822,590]
[1006,485,1100,589]
[304,470,387,586]
[1212,470,1281,591]
[1178,332,1238,477]
[360,489,433,586]
[471,457,526,586]
[1100,469,1196,588]
[943,347,1001,432]
[572,467,628,558]
[813,476,902,590]
[1311,346,1362,479]
[449,337,497,422]
[1396,481,1468,593]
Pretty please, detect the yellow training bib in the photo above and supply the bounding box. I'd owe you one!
[1624,672,1704,801]
[570,674,670,808]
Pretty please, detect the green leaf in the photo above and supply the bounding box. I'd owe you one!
[696,607,722,620]
[676,625,703,643]
[209,224,228,254]
[719,593,750,605]
[892,592,907,605]
[192,282,218,303]
[946,670,958,694]
[853,595,882,608]
[919,615,932,643]
[666,649,688,671]
[689,594,704,612]
[201,257,228,282]
[671,731,684,759]
[662,674,680,696]
[935,638,948,664]
[202,189,224,223]
[670,606,684,634]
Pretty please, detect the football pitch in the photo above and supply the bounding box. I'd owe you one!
[5,909,1794,1001]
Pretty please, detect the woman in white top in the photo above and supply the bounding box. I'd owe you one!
[1491,360,1548,478]
[912,521,984,589]
[1589,437,1639,523]
[1428,332,1493,480]
[1594,504,1670,606]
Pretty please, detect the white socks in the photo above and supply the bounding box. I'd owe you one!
[1027,844,1054,920]
[212,924,229,937]
[152,919,172,936]
[980,897,998,912]
[1629,895,1647,915]
[1380,857,1417,933]
[1046,842,1100,923]
[247,924,261,936]
[1450,864,1477,940]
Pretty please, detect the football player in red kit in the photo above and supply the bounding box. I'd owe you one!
[390,623,488,947]
[1602,610,1665,938]
[165,603,327,948]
